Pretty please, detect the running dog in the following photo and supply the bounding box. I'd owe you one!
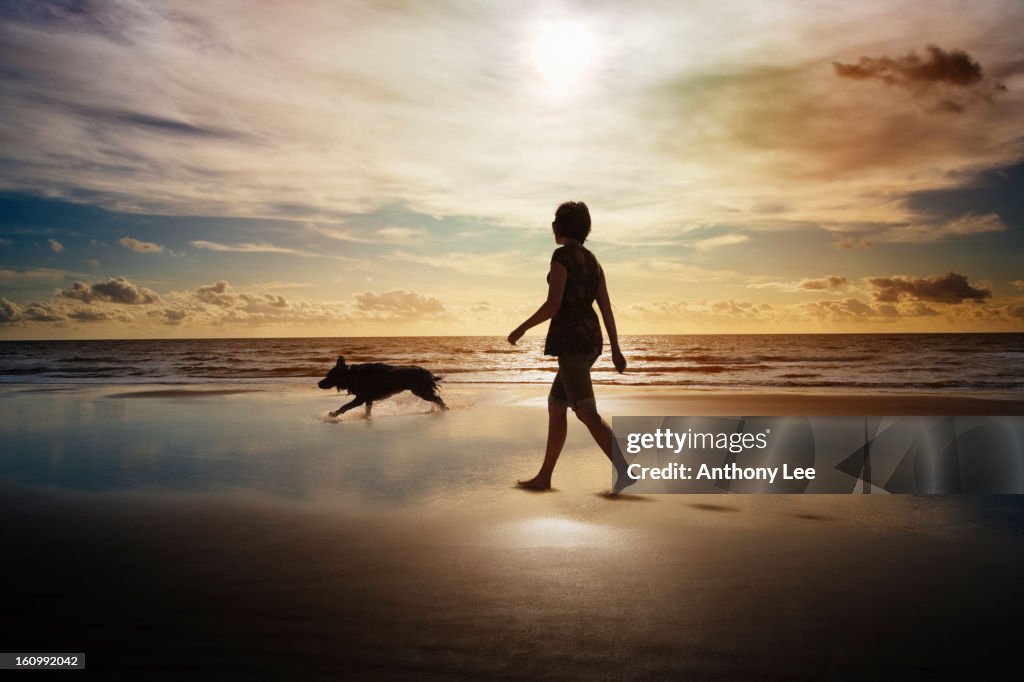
[318,356,448,417]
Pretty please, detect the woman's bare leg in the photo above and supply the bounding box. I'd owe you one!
[576,401,634,493]
[573,400,613,460]
[517,402,568,489]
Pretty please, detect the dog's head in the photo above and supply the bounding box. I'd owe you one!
[318,356,348,390]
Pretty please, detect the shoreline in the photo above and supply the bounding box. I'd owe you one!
[2,380,1022,411]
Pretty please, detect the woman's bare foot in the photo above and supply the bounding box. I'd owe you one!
[516,475,551,490]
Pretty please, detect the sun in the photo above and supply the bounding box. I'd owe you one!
[529,21,597,93]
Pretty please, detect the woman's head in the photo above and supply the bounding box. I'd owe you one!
[552,201,591,244]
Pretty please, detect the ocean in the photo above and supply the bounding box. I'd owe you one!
[1,333,1022,395]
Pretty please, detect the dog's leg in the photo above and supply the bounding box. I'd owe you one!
[329,397,365,418]
[412,386,449,412]
[365,401,373,418]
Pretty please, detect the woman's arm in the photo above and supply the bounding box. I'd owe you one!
[596,270,627,373]
[507,261,567,345]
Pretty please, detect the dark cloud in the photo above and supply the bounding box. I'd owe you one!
[60,276,160,304]
[0,296,21,322]
[69,104,254,141]
[833,45,985,88]
[91,277,159,304]
[867,272,991,304]
[0,0,142,44]
[833,45,1006,113]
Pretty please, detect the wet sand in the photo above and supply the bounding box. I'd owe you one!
[2,384,1023,679]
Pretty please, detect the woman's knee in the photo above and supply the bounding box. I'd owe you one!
[574,404,601,425]
[548,401,569,418]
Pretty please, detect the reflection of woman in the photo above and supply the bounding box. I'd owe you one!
[508,201,627,490]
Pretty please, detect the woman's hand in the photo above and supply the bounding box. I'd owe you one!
[612,347,627,374]
[507,326,525,346]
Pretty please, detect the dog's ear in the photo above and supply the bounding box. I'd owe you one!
[336,356,346,369]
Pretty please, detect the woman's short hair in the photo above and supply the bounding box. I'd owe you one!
[553,201,591,243]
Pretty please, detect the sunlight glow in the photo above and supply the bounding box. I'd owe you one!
[529,21,597,93]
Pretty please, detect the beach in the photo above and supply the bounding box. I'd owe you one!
[2,383,1023,678]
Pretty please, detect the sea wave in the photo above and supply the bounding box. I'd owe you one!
[1,334,1022,395]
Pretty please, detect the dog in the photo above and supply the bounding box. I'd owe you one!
[318,356,448,418]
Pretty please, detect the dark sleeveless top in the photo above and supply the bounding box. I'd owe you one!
[544,244,603,357]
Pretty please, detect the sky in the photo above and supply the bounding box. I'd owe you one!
[1,0,1022,339]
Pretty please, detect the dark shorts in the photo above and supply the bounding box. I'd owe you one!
[548,353,599,410]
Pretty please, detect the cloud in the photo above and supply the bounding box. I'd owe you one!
[195,280,234,306]
[750,276,848,292]
[67,308,121,322]
[0,267,69,281]
[614,259,746,284]
[833,45,1007,113]
[379,227,426,242]
[1012,280,1024,291]
[190,240,318,257]
[796,297,948,322]
[246,281,314,291]
[882,213,1006,242]
[47,238,63,252]
[158,308,190,325]
[867,272,991,304]
[389,249,545,277]
[69,105,254,142]
[0,1,1018,244]
[22,300,65,322]
[354,290,445,316]
[311,225,428,244]
[692,234,749,251]
[120,236,164,253]
[4,273,453,330]
[629,299,773,324]
[624,290,999,331]
[800,297,875,319]
[59,276,161,304]
[0,296,20,322]
[833,45,985,88]
[0,237,11,246]
[799,276,847,290]
[834,236,874,250]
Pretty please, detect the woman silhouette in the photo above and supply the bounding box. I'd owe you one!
[508,201,627,490]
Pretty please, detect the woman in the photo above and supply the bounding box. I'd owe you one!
[507,201,627,491]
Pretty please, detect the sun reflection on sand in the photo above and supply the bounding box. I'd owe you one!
[493,516,622,547]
